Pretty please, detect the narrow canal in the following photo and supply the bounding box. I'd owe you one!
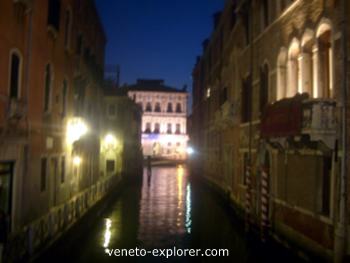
[37,165,304,263]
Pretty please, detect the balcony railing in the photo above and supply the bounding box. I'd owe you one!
[261,95,337,149]
[302,99,336,148]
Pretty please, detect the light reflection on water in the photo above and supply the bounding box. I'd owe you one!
[138,165,192,248]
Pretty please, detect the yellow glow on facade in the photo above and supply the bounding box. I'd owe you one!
[67,118,88,144]
[104,134,117,146]
[73,156,82,166]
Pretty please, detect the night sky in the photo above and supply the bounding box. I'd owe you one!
[95,0,225,90]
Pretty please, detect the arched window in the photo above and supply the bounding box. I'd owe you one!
[44,64,52,112]
[301,29,315,96]
[317,22,333,98]
[64,8,72,49]
[287,39,300,97]
[62,79,68,117]
[154,123,160,134]
[261,0,269,30]
[145,123,151,133]
[145,102,152,112]
[155,102,161,112]
[167,123,172,134]
[260,64,269,114]
[176,103,182,113]
[167,103,173,113]
[175,124,181,134]
[9,51,22,99]
[277,48,287,100]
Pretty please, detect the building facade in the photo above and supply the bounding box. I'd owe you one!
[0,0,123,260]
[126,79,189,159]
[102,87,143,180]
[191,0,350,261]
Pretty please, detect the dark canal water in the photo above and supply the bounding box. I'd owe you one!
[37,165,304,263]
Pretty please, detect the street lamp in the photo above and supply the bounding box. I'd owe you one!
[67,118,88,144]
[73,156,82,166]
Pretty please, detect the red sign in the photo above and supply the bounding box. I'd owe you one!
[261,95,305,138]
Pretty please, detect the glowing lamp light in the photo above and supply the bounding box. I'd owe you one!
[186,147,194,155]
[73,156,82,166]
[67,118,88,144]
[104,134,117,146]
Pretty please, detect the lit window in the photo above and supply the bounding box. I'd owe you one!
[206,88,211,98]
[145,123,151,133]
[146,102,152,112]
[167,123,172,134]
[167,103,173,113]
[176,103,182,113]
[287,38,300,97]
[317,24,333,98]
[154,123,160,134]
[175,124,181,134]
[155,102,161,112]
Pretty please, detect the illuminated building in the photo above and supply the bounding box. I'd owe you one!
[126,79,189,160]
[191,0,350,261]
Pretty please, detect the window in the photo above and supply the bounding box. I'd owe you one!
[76,34,83,54]
[145,123,151,133]
[9,52,21,99]
[301,30,314,96]
[167,103,173,113]
[64,9,72,49]
[137,102,143,111]
[175,103,182,113]
[317,25,332,98]
[106,160,115,173]
[108,104,115,116]
[154,123,160,134]
[260,64,269,114]
[167,123,172,134]
[277,48,287,100]
[44,64,52,112]
[47,0,61,32]
[155,102,161,112]
[175,124,181,134]
[62,79,68,117]
[287,39,300,97]
[261,0,269,29]
[241,76,252,123]
[206,88,211,98]
[145,102,152,112]
[60,156,65,183]
[41,158,47,192]
[230,4,237,29]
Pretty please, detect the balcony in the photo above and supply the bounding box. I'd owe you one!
[302,99,336,149]
[261,95,337,149]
